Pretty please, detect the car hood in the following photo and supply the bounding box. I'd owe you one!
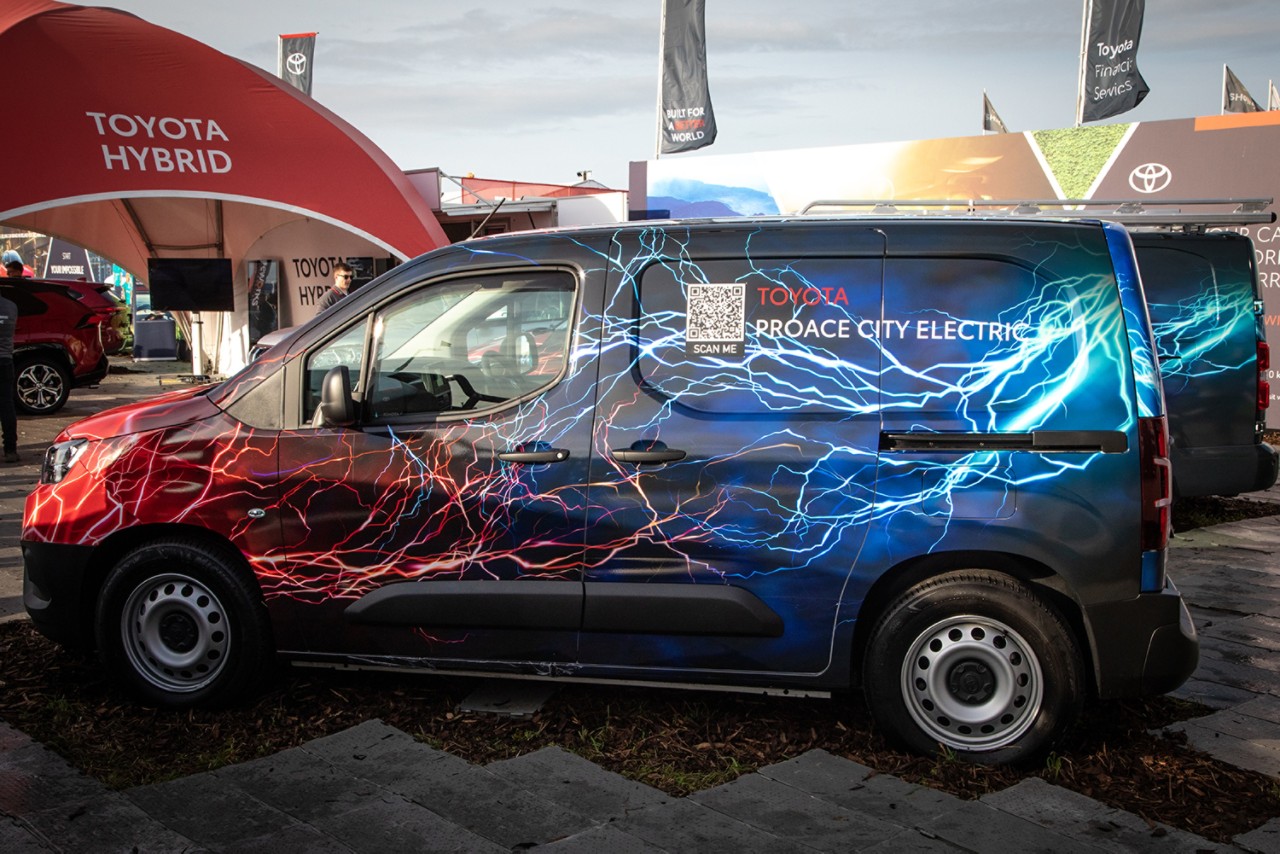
[60,386,220,442]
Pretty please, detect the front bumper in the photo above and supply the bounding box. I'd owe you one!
[22,540,97,648]
[1085,578,1199,699]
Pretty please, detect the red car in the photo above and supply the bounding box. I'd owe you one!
[2,279,109,414]
[38,277,132,356]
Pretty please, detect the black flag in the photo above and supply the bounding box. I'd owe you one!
[1079,0,1149,123]
[1223,66,1261,113]
[659,0,717,155]
[278,32,317,96]
[982,92,1008,134]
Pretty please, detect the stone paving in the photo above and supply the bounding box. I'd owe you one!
[2,361,1280,851]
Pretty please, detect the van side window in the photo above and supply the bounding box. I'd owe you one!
[881,257,1083,427]
[366,271,575,420]
[303,321,368,418]
[634,257,882,415]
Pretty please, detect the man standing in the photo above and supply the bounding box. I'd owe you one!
[2,250,27,279]
[317,262,354,312]
[0,290,19,463]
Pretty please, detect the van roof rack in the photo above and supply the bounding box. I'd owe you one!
[796,198,1275,231]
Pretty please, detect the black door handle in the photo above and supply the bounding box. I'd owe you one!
[498,447,570,464]
[610,440,686,464]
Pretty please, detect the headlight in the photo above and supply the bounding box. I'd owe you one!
[41,439,89,484]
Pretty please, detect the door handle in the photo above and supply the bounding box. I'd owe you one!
[610,440,687,465]
[498,445,570,464]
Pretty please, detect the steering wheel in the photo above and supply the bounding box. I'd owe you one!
[446,374,504,410]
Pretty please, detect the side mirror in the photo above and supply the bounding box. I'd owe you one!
[314,365,356,427]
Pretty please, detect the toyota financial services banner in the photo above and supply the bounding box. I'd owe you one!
[1080,0,1149,122]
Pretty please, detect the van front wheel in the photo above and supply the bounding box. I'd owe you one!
[862,570,1082,766]
[96,539,273,708]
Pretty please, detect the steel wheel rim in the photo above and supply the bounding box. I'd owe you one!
[900,614,1043,752]
[121,572,230,694]
[16,364,64,412]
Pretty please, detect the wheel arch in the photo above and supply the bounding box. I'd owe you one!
[848,549,1097,697]
[78,524,268,647]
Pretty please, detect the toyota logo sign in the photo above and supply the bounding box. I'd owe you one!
[1129,163,1172,194]
[286,52,308,76]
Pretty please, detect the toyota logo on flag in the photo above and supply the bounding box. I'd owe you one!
[1129,163,1172,194]
[286,52,308,76]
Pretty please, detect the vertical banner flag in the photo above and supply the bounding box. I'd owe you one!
[982,92,1008,133]
[659,0,717,155]
[278,32,317,96]
[1223,66,1261,113]
[1270,81,1279,111]
[1079,0,1149,123]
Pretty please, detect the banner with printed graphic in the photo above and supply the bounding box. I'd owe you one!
[659,0,717,155]
[1080,0,1149,123]
[982,93,1008,133]
[246,259,280,346]
[1223,65,1261,113]
[278,32,317,96]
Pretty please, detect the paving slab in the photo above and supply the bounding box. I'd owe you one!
[1165,720,1280,778]
[691,770,906,851]
[753,749,959,827]
[318,739,596,850]
[0,816,52,853]
[126,770,309,848]
[858,828,967,852]
[1199,616,1280,653]
[306,796,507,853]
[212,744,392,824]
[981,777,1219,852]
[916,799,1100,854]
[1172,676,1262,709]
[0,722,197,852]
[484,744,671,819]
[597,797,801,853]
[529,821,669,852]
[298,718,472,782]
[1235,817,1280,853]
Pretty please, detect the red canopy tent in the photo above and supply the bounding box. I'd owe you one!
[0,0,448,369]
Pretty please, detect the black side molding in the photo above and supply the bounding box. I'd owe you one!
[345,580,581,631]
[583,584,784,638]
[881,430,1127,454]
[345,580,784,638]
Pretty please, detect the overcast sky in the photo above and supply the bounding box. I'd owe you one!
[81,0,1280,189]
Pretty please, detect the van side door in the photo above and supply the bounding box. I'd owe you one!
[580,225,885,680]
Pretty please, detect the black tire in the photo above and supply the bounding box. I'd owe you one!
[862,570,1083,766]
[15,354,71,415]
[96,538,274,708]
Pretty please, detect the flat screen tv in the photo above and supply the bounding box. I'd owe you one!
[147,258,235,312]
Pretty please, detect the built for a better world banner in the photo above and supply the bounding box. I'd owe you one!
[659,0,717,154]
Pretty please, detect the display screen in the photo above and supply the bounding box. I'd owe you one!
[147,258,235,311]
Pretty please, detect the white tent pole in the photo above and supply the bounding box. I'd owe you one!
[1075,0,1090,126]
[655,0,666,159]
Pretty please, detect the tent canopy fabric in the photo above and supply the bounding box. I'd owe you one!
[0,0,448,277]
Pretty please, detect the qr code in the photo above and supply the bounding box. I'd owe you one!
[687,283,746,342]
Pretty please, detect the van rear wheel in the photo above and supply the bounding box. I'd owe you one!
[862,570,1082,766]
[96,539,273,708]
